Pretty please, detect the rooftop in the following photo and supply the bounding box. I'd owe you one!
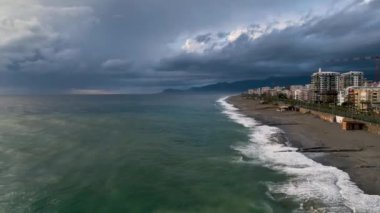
[342,71,364,75]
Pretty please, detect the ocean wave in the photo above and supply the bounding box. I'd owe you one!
[217,96,380,212]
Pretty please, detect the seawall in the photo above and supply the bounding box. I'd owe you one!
[299,107,380,135]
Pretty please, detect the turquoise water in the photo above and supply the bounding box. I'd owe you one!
[0,94,298,212]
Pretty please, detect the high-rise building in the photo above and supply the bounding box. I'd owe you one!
[339,71,364,89]
[311,68,340,103]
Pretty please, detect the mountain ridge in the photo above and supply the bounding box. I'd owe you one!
[162,75,310,93]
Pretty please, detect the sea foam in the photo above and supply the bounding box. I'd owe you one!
[217,96,380,212]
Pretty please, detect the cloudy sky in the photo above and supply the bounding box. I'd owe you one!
[0,0,379,94]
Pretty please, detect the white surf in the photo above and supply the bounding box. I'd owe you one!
[218,96,380,212]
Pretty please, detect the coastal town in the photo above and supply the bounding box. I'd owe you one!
[244,68,380,133]
[247,69,380,114]
[227,68,380,196]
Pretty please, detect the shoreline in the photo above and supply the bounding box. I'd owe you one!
[227,95,380,195]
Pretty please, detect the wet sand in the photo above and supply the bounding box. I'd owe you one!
[228,95,380,195]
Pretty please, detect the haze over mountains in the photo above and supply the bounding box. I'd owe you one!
[162,75,310,93]
[163,70,378,94]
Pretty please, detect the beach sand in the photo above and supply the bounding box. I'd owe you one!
[227,95,380,195]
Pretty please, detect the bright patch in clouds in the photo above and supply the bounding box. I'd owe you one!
[182,19,305,54]
[102,59,130,69]
[69,89,116,95]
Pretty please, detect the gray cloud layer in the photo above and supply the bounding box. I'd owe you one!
[157,0,380,84]
[0,0,378,93]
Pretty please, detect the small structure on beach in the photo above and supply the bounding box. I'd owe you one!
[335,116,345,124]
[277,105,297,112]
[341,120,365,131]
[277,106,289,112]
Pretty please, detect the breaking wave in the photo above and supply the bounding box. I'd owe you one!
[218,96,380,212]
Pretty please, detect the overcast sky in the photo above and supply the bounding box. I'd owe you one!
[0,0,379,94]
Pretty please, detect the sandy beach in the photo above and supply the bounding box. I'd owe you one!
[227,95,380,195]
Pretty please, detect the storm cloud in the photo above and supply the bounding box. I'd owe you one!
[0,0,378,93]
[157,0,380,83]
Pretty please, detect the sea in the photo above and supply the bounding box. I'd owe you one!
[0,94,379,212]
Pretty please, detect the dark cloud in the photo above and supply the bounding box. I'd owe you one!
[0,0,378,93]
[157,0,380,83]
[195,34,213,43]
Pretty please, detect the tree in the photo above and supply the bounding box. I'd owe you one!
[278,93,287,100]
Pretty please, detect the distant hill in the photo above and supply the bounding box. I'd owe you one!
[162,75,310,94]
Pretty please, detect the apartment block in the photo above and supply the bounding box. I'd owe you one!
[311,68,340,103]
[339,71,364,89]
[353,87,380,111]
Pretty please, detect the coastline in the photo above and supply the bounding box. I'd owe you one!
[227,95,380,196]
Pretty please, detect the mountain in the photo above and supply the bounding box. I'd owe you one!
[162,75,310,93]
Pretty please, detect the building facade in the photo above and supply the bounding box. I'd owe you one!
[337,86,359,106]
[311,68,340,103]
[339,71,364,89]
[353,87,380,111]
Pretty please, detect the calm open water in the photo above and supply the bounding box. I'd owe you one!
[0,94,378,212]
